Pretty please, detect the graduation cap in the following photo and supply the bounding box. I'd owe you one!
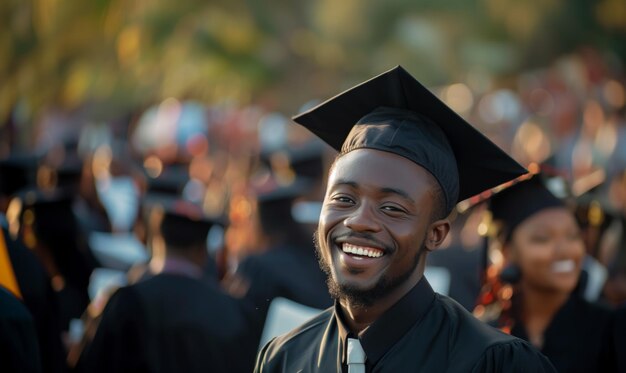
[260,140,329,182]
[146,195,226,249]
[293,66,526,214]
[252,176,311,232]
[145,165,190,196]
[36,153,84,192]
[54,155,83,190]
[0,154,39,197]
[6,187,85,281]
[16,188,78,238]
[489,175,565,242]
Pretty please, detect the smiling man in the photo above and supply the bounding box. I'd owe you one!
[254,66,556,372]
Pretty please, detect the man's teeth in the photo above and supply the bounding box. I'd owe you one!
[552,260,576,273]
[342,243,383,258]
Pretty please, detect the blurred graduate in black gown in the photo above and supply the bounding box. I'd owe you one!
[79,196,255,373]
[476,173,616,372]
[9,188,96,333]
[615,305,626,373]
[0,287,41,373]
[225,174,332,349]
[1,155,68,372]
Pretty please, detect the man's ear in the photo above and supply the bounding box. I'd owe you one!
[424,219,450,252]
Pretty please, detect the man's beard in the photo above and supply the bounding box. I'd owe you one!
[313,230,423,308]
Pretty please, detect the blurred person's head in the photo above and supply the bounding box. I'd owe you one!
[253,176,312,250]
[147,196,225,270]
[491,176,585,296]
[0,154,38,214]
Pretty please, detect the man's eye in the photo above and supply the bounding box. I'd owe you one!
[333,196,354,204]
[381,205,406,214]
[382,205,401,212]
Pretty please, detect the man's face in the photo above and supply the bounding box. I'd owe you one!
[316,148,442,306]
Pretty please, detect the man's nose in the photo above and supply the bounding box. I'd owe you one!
[343,203,382,232]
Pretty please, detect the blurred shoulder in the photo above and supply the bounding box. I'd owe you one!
[256,307,333,365]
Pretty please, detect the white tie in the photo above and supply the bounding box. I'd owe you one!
[347,338,366,373]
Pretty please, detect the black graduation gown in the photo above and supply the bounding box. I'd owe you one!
[255,278,555,372]
[80,273,256,373]
[615,306,626,373]
[4,226,66,373]
[0,287,41,373]
[511,295,615,373]
[235,244,332,340]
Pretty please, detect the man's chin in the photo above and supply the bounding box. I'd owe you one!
[327,277,385,308]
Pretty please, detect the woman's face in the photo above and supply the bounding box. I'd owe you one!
[506,207,585,295]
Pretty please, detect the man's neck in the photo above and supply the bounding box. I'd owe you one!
[339,270,424,335]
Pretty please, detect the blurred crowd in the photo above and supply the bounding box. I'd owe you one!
[1,47,625,372]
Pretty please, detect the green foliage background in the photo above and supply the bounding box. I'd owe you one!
[1,0,624,121]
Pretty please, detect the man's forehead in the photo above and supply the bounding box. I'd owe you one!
[328,148,438,190]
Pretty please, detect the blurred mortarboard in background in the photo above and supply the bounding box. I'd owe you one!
[5,187,80,257]
[293,65,526,214]
[144,194,226,249]
[54,155,83,190]
[14,188,76,234]
[259,139,329,183]
[254,176,311,204]
[489,174,565,242]
[0,154,40,198]
[36,152,84,193]
[145,164,190,196]
[252,176,312,226]
[251,174,314,248]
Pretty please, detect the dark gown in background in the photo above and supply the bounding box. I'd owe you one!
[79,273,255,373]
[255,278,556,373]
[4,226,67,373]
[615,305,626,373]
[235,243,332,341]
[511,294,615,373]
[0,287,41,373]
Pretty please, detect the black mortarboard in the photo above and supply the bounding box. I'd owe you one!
[146,195,225,248]
[252,176,313,247]
[289,140,331,183]
[489,175,565,242]
[54,155,83,189]
[8,188,83,271]
[17,188,77,235]
[265,140,329,181]
[0,154,39,197]
[255,177,311,204]
[146,165,190,196]
[253,177,311,226]
[292,66,526,214]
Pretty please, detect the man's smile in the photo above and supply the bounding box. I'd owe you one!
[332,239,391,273]
[341,243,384,258]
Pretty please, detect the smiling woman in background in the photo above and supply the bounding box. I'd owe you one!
[477,174,616,373]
